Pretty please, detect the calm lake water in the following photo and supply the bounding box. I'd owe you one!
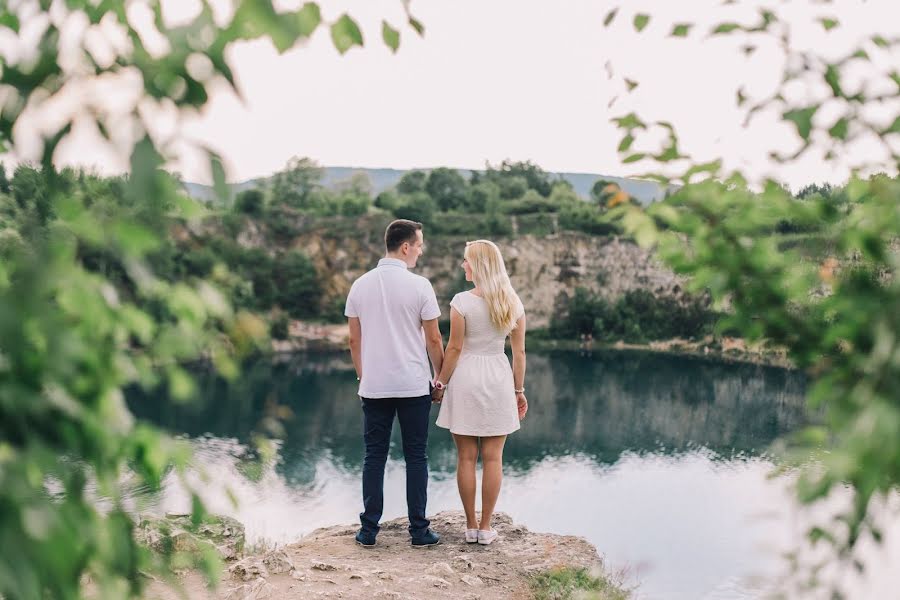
[127,350,900,600]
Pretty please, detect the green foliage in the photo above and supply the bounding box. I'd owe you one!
[270,312,290,340]
[516,213,557,236]
[551,288,715,343]
[396,170,428,195]
[374,190,402,212]
[530,567,630,600]
[269,157,324,209]
[234,189,265,216]
[272,252,322,318]
[0,0,422,596]
[393,191,437,225]
[425,167,469,211]
[482,160,556,197]
[604,2,900,585]
[500,190,560,215]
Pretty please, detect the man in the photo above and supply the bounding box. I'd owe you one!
[344,219,445,547]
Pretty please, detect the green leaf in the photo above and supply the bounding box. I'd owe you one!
[382,21,400,53]
[623,153,646,163]
[618,134,634,152]
[633,14,650,32]
[871,35,888,48]
[783,106,819,140]
[625,78,638,91]
[603,8,618,27]
[670,23,692,37]
[737,88,747,106]
[819,18,839,31]
[885,116,900,135]
[0,12,19,32]
[207,153,228,205]
[828,117,849,140]
[712,22,741,35]
[168,367,197,403]
[612,113,646,130]
[852,49,869,60]
[824,65,843,97]
[330,14,363,55]
[114,222,161,255]
[408,16,425,37]
[295,3,321,37]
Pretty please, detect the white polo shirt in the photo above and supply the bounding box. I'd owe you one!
[345,257,441,398]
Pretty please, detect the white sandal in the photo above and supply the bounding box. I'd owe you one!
[465,528,479,543]
[477,528,498,545]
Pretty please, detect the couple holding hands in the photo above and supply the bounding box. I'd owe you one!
[345,219,527,548]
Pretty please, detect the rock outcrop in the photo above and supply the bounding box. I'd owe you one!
[146,511,617,600]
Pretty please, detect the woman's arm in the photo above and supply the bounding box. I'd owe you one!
[432,307,465,401]
[510,314,527,419]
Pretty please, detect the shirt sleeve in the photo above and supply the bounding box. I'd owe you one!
[420,282,441,321]
[515,295,525,320]
[344,284,359,318]
[449,293,466,318]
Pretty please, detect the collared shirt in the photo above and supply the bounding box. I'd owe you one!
[345,257,441,398]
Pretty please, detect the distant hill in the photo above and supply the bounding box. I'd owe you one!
[182,166,667,206]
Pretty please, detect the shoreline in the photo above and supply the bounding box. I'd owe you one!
[144,511,630,600]
[270,322,795,370]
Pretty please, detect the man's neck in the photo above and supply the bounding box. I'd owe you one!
[384,253,405,262]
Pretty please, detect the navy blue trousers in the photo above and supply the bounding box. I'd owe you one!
[359,395,431,537]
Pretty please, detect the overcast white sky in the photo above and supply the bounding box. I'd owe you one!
[8,0,900,189]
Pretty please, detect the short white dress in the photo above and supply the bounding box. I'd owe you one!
[436,291,524,437]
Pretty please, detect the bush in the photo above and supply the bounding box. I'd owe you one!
[551,287,715,342]
[515,213,556,236]
[272,251,321,318]
[181,246,217,277]
[500,190,560,215]
[270,312,290,340]
[559,203,621,235]
[234,188,265,216]
[393,192,437,225]
[221,212,245,238]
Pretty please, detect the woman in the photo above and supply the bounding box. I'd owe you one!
[433,239,528,545]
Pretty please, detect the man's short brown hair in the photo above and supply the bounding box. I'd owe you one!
[385,219,423,252]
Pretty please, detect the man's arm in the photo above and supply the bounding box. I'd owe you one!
[422,318,444,380]
[348,317,362,380]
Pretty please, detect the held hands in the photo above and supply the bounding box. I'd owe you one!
[431,380,445,404]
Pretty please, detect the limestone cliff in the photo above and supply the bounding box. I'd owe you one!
[242,215,690,329]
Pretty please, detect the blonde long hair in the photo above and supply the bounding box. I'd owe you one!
[465,240,521,332]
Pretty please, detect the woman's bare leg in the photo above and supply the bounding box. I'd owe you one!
[478,435,507,530]
[453,434,480,529]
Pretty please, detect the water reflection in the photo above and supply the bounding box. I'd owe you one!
[125,350,820,599]
[129,350,809,476]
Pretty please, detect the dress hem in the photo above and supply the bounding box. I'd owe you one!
[436,422,521,437]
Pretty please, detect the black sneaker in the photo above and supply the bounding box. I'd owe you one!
[411,529,441,547]
[355,529,377,547]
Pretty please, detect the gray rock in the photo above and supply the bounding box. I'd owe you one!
[136,513,245,561]
[426,562,455,577]
[422,575,451,589]
[461,574,484,586]
[311,560,338,571]
[260,550,293,574]
[229,558,269,582]
[224,577,273,600]
[451,555,474,571]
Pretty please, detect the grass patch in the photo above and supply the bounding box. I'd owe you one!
[530,567,630,600]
